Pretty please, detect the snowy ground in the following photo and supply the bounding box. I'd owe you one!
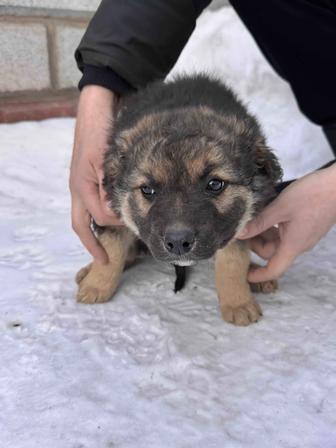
[1,7,336,448]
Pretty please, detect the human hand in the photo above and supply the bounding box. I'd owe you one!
[238,164,336,282]
[70,85,123,264]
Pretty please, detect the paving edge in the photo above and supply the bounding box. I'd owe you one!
[0,94,78,123]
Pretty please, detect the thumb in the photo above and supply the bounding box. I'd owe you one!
[238,203,281,239]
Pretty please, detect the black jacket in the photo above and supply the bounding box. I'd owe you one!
[75,0,336,144]
[75,0,210,95]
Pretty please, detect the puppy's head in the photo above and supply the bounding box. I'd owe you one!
[104,106,282,265]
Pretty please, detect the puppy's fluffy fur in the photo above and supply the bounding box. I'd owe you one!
[76,74,282,326]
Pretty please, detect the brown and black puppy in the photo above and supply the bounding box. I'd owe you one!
[75,74,282,326]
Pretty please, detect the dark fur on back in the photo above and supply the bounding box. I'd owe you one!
[115,75,249,130]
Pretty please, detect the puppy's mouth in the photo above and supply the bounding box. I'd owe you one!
[149,245,198,265]
[170,259,196,267]
[151,250,197,266]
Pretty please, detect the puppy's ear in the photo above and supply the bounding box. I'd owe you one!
[254,140,283,184]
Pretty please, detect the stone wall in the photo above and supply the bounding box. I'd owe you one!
[0,0,228,122]
[0,1,96,121]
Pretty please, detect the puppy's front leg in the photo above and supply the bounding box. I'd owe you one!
[76,228,135,304]
[215,241,262,326]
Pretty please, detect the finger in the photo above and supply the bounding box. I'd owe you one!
[248,227,280,259]
[72,201,108,264]
[258,226,280,242]
[97,176,124,225]
[83,182,120,227]
[247,243,296,283]
[238,203,282,240]
[102,202,124,226]
[249,236,278,260]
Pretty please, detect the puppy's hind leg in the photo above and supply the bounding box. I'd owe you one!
[76,228,135,304]
[215,241,262,326]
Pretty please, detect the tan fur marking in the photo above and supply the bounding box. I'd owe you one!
[120,107,208,150]
[138,157,172,184]
[212,185,256,241]
[208,168,241,182]
[76,228,136,304]
[215,241,262,325]
[186,150,224,182]
[198,107,250,137]
[212,185,251,214]
[232,191,256,238]
[224,114,250,136]
[117,114,158,151]
[129,174,150,189]
[116,105,250,186]
[120,194,140,236]
[132,190,153,218]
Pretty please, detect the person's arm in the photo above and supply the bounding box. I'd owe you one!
[71,0,211,263]
[75,0,211,92]
[70,85,121,263]
[238,163,336,282]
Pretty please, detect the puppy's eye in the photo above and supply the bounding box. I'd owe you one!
[140,185,155,197]
[206,179,225,193]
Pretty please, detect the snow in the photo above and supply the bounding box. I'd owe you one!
[1,7,336,448]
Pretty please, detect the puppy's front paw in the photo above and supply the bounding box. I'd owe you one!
[75,264,92,285]
[220,297,262,326]
[75,264,117,304]
[77,284,113,304]
[250,279,278,294]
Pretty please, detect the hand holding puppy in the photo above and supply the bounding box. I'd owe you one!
[238,164,336,282]
[69,85,123,264]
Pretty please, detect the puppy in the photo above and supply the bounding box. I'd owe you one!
[75,74,282,326]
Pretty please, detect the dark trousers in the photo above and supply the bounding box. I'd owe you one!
[230,0,336,156]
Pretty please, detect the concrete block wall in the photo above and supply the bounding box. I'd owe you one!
[0,0,228,122]
[0,1,98,121]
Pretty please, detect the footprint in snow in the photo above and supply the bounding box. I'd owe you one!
[13,226,48,242]
[0,245,51,270]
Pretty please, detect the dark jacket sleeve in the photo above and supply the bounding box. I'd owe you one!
[75,0,212,94]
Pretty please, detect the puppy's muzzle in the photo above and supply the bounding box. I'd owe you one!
[164,228,195,255]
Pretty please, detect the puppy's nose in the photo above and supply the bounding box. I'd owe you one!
[164,229,195,255]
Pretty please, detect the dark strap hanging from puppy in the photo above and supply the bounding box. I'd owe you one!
[173,265,187,293]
